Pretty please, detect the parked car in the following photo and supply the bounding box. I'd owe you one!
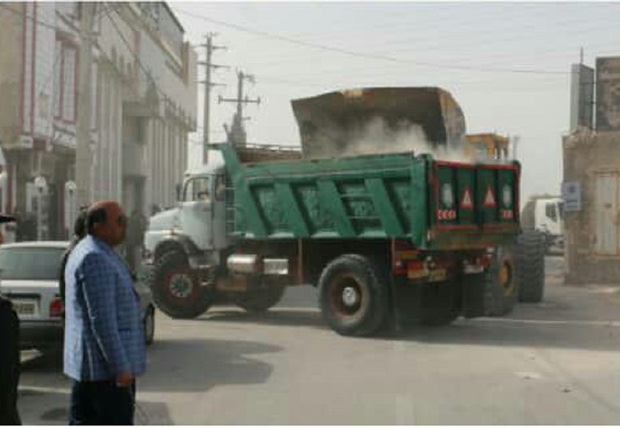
[0,241,155,352]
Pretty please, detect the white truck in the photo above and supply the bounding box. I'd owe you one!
[521,197,565,255]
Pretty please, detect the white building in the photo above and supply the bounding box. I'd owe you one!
[0,2,197,239]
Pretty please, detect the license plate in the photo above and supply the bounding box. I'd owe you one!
[428,269,447,282]
[407,268,428,280]
[12,299,38,316]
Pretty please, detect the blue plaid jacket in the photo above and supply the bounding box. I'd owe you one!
[63,235,146,382]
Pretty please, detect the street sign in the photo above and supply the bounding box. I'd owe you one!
[562,181,581,212]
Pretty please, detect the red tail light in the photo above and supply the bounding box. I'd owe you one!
[50,298,64,318]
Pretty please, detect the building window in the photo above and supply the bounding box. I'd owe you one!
[53,41,62,118]
[62,46,77,122]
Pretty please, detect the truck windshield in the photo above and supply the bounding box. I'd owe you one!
[183,177,211,202]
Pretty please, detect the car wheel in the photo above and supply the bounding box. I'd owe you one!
[143,305,155,345]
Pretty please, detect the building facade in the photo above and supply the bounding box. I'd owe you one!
[0,2,197,240]
[563,57,620,284]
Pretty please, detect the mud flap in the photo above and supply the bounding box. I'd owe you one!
[462,273,486,318]
[390,277,423,328]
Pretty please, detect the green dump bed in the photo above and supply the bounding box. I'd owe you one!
[216,143,520,251]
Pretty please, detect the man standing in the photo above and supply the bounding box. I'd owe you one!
[63,201,146,425]
[0,296,21,425]
[125,209,147,272]
[0,213,20,424]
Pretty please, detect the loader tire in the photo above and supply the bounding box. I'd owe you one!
[517,229,546,303]
[235,282,286,313]
[318,254,389,337]
[151,251,214,319]
[484,246,519,316]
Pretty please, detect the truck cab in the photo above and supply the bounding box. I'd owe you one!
[521,196,565,255]
[144,160,229,269]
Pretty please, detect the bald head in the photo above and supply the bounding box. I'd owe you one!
[87,200,127,247]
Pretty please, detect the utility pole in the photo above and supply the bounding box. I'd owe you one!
[75,2,95,208]
[219,71,261,146]
[199,33,227,164]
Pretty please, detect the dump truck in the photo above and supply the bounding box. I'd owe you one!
[143,87,526,336]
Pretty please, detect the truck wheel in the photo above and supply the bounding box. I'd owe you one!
[484,246,519,316]
[517,229,546,303]
[419,279,461,327]
[235,282,286,313]
[318,254,388,337]
[151,251,214,319]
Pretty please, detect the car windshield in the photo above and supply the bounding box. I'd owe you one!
[0,247,66,281]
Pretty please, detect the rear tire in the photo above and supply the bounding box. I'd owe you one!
[318,254,389,337]
[484,246,519,316]
[517,229,546,303]
[150,251,214,319]
[235,282,286,313]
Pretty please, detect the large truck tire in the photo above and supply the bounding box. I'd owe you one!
[484,246,519,316]
[517,229,546,303]
[419,279,461,327]
[150,251,214,319]
[235,282,286,313]
[318,254,389,337]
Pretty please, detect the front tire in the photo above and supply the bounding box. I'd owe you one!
[318,254,389,337]
[151,251,214,319]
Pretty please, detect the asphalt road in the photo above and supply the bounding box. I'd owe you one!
[18,256,620,424]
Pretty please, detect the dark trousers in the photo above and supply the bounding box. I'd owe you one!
[0,299,21,425]
[69,380,136,425]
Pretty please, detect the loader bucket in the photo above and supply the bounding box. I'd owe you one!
[291,87,467,159]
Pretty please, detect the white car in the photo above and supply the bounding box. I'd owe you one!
[0,241,155,352]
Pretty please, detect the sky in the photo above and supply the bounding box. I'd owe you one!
[169,1,620,202]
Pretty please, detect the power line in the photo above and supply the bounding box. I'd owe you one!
[171,6,571,75]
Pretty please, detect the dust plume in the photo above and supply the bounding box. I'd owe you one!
[305,116,468,162]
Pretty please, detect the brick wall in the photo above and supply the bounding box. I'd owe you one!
[563,130,620,284]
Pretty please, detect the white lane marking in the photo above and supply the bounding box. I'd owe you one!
[19,385,70,395]
[472,318,620,328]
[515,371,543,380]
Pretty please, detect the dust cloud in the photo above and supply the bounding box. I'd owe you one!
[307,117,468,162]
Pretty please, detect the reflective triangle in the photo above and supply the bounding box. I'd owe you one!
[483,185,496,208]
[461,187,473,209]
